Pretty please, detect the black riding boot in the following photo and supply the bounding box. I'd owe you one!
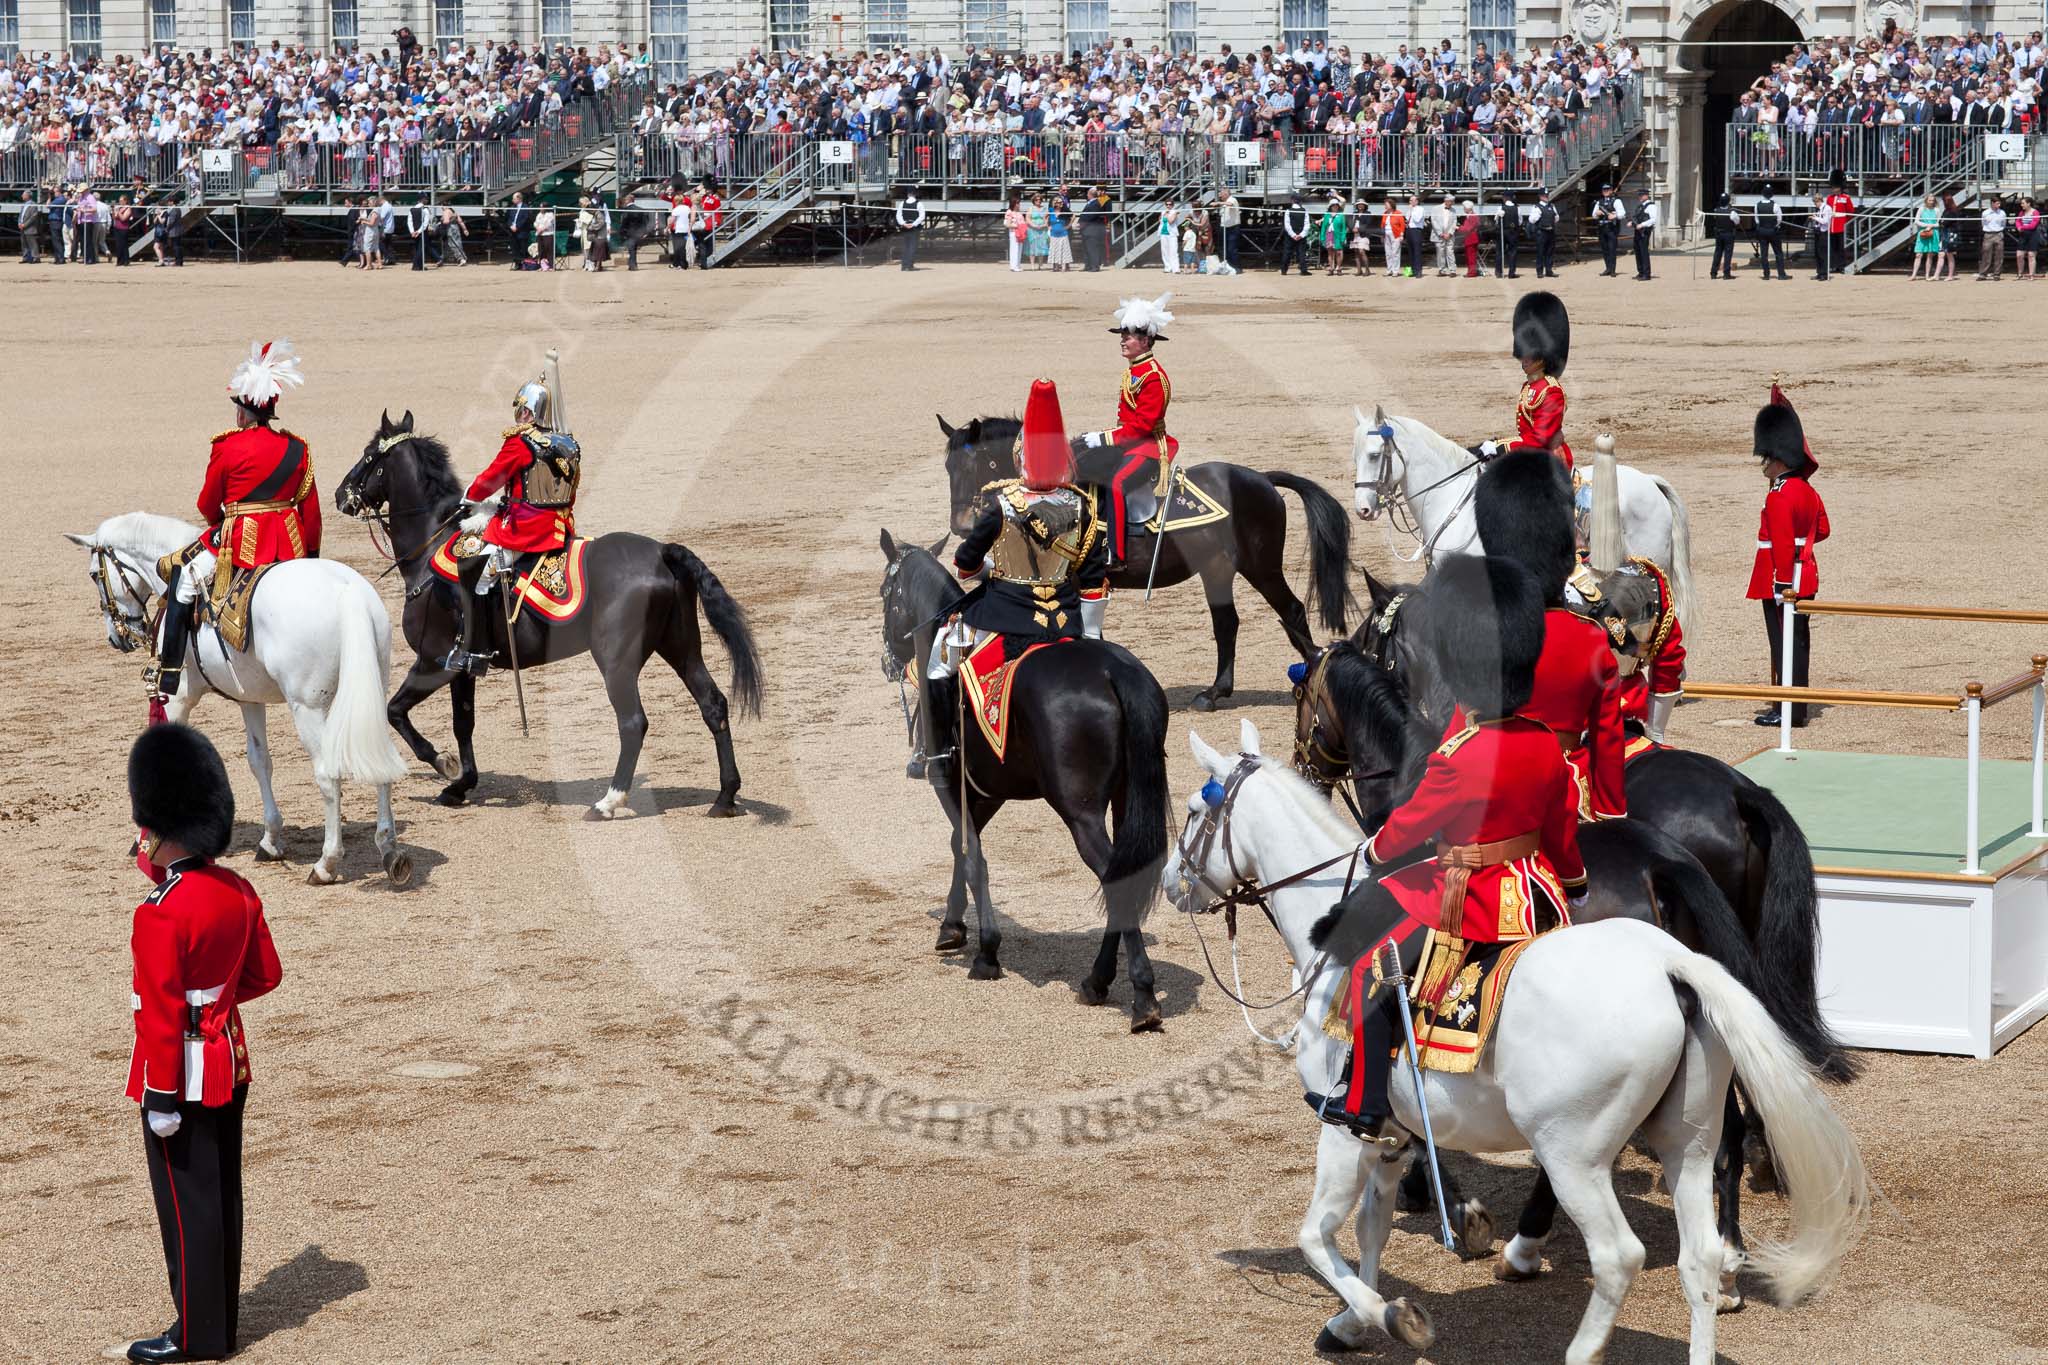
[915,676,961,785]
[155,567,193,699]
[1312,994,1402,1144]
[442,553,496,676]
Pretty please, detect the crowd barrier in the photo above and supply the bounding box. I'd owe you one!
[1723,122,1981,191]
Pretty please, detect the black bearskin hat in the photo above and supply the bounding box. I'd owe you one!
[1754,403,1814,476]
[1511,290,1569,377]
[1474,449,1576,607]
[1827,166,1846,191]
[1420,556,1544,718]
[129,724,235,859]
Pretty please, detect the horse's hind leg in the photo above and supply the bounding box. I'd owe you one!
[588,657,650,821]
[1060,808,1161,1029]
[1541,1155,1647,1365]
[1194,560,1239,712]
[238,702,287,861]
[446,672,479,804]
[1241,556,1318,660]
[1646,1059,1735,1360]
[287,702,346,885]
[1712,1084,1749,1311]
[655,622,740,816]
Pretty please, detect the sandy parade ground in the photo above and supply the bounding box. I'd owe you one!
[7,256,2048,1364]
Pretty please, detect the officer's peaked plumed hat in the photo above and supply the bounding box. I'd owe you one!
[1019,378,1075,491]
[129,723,236,860]
[227,338,304,417]
[1474,449,1576,607]
[1511,290,1568,377]
[1421,556,1544,718]
[1110,291,1173,341]
[1756,379,1818,476]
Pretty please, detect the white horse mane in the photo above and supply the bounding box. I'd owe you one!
[1380,412,1471,470]
[94,511,200,566]
[1245,753,1369,856]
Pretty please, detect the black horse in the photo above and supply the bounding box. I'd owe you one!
[938,416,1354,710]
[1297,634,1844,1298]
[879,531,1171,1031]
[335,411,762,818]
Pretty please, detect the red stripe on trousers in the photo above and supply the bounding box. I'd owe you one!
[1109,452,1150,557]
[160,1132,189,1348]
[1343,917,1425,1115]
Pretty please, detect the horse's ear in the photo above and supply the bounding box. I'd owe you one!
[64,531,94,548]
[400,409,415,432]
[964,417,983,443]
[1188,728,1230,779]
[1239,718,1263,758]
[879,528,900,562]
[1353,405,1366,427]
[926,534,948,558]
[1364,569,1396,612]
[1373,403,1387,427]
[379,408,392,433]
[936,414,957,440]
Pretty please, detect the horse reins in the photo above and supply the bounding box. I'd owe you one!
[1360,424,1486,566]
[90,546,162,654]
[1291,652,1398,831]
[342,435,468,583]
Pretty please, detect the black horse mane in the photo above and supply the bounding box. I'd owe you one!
[1320,640,1432,785]
[898,543,966,619]
[401,431,466,508]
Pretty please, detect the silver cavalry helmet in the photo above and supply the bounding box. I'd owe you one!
[514,379,554,429]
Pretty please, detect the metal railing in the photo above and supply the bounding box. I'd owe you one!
[1,139,194,192]
[1723,122,1981,196]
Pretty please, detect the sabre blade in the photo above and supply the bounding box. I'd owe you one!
[1378,939,1457,1253]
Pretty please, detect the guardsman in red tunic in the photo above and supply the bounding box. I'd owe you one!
[1747,382,1828,727]
[1076,292,1180,570]
[156,341,318,699]
[1608,558,1687,745]
[1476,449,1628,820]
[123,724,284,1365]
[1504,290,1572,473]
[1309,557,1585,1140]
[442,368,583,675]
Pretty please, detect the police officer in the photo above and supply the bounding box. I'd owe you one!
[1630,189,1658,280]
[1496,194,1521,278]
[123,723,285,1364]
[1707,192,1739,279]
[1532,190,1559,277]
[1592,183,1623,275]
[1753,184,1790,279]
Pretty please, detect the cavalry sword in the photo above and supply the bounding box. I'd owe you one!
[499,573,531,737]
[1377,939,1457,1253]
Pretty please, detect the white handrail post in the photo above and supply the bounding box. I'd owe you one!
[1965,684,1984,875]
[1779,589,1797,754]
[2032,667,2046,839]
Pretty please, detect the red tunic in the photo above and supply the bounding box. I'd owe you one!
[1513,376,1572,472]
[197,425,321,568]
[466,428,574,554]
[1614,563,1687,727]
[1747,474,1828,600]
[1523,608,1628,821]
[1365,716,1586,944]
[1108,353,1180,463]
[127,859,283,1111]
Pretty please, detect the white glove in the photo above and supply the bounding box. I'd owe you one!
[146,1109,182,1138]
[1478,439,1503,458]
[1082,431,1106,449]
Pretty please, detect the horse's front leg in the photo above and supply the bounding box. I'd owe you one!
[1297,1124,1431,1354]
[963,796,1003,980]
[931,775,971,952]
[387,657,468,803]
[237,701,287,861]
[1194,560,1238,712]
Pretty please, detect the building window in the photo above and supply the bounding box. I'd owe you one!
[541,0,570,49]
[227,0,254,48]
[866,0,907,47]
[1064,0,1107,55]
[1469,0,1514,71]
[1166,0,1196,53]
[1279,0,1325,50]
[649,0,686,82]
[963,0,1006,49]
[331,0,356,44]
[149,0,174,47]
[434,0,463,45]
[0,0,16,61]
[67,0,101,57]
[768,0,806,51]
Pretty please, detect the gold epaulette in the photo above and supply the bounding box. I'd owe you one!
[210,428,239,445]
[1436,723,1481,757]
[980,476,1021,495]
[502,423,535,440]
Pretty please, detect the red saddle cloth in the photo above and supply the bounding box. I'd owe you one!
[429,530,589,624]
[959,634,1065,761]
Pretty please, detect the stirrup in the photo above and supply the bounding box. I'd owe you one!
[442,647,494,677]
[1307,1089,1404,1148]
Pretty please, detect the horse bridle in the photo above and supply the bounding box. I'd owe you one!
[89,545,161,654]
[1290,650,1399,830]
[1359,423,1487,564]
[340,433,465,576]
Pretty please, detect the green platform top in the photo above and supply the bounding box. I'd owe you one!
[1735,749,2048,879]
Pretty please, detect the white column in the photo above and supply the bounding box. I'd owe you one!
[1965,684,1983,875]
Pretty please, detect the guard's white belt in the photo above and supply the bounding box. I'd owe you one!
[1756,538,1809,548]
[185,984,225,1007]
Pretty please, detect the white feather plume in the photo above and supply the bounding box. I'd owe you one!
[227,339,306,407]
[1112,292,1175,336]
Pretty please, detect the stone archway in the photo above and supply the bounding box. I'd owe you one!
[1667,0,1809,234]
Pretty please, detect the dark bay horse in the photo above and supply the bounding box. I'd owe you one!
[938,416,1354,710]
[335,411,762,818]
[1295,634,1843,1303]
[879,531,1171,1031]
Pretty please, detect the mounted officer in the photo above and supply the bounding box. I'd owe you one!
[443,358,583,676]
[1074,292,1178,572]
[157,340,320,700]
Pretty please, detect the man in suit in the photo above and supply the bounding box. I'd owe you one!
[504,191,530,266]
[1591,183,1622,274]
[18,188,43,263]
[409,200,433,270]
[1278,196,1313,275]
[1377,97,1408,180]
[1078,186,1111,272]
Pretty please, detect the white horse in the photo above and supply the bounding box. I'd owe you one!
[1350,405,1696,625]
[68,512,414,886]
[1164,721,1867,1365]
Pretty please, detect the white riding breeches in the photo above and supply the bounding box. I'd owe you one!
[477,544,520,592]
[175,549,215,603]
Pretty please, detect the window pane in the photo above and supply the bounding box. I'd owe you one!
[68,0,100,58]
[229,0,254,47]
[1166,0,1195,53]
[769,0,807,50]
[149,0,173,45]
[0,0,16,61]
[331,0,357,42]
[1064,0,1106,54]
[963,0,1006,49]
[434,0,463,44]
[1469,0,1513,66]
[649,0,686,82]
[1279,0,1325,50]
[542,0,571,47]
[866,0,906,48]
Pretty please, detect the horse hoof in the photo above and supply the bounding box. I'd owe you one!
[382,849,415,887]
[1495,1250,1544,1282]
[435,785,470,808]
[1717,1290,1745,1314]
[305,867,341,887]
[1454,1199,1496,1260]
[935,926,968,952]
[583,805,612,822]
[1383,1298,1435,1350]
[1129,1009,1164,1034]
[253,841,287,863]
[705,799,743,819]
[1075,979,1111,1007]
[1312,1326,1363,1355]
[967,959,1003,981]
[433,753,462,781]
[1190,693,1219,713]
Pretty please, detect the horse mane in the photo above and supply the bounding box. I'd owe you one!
[1386,413,1471,471]
[99,511,199,564]
[1251,753,1369,854]
[899,544,965,617]
[1321,640,1427,772]
[402,431,466,507]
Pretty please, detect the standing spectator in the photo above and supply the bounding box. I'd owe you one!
[1003,193,1026,272]
[1747,389,1827,728]
[896,191,926,271]
[575,195,609,271]
[1027,191,1051,269]
[1457,199,1481,276]
[410,200,433,271]
[355,202,383,270]
[18,189,43,264]
[49,185,70,264]
[2014,197,2039,280]
[1348,198,1372,276]
[1430,193,1457,276]
[534,203,558,269]
[1909,193,1942,280]
[1532,190,1559,277]
[1630,190,1657,280]
[1978,197,2008,279]
[438,208,468,266]
[111,198,134,266]
[1216,187,1241,273]
[1181,216,1200,273]
[161,200,187,268]
[376,195,396,266]
[1046,193,1073,272]
[505,192,532,265]
[1753,185,1788,279]
[1078,186,1111,273]
[1320,194,1350,274]
[75,188,102,264]
[1808,192,1833,280]
[1403,193,1428,277]
[1707,193,1739,279]
[667,194,696,268]
[1936,193,1961,281]
[1278,196,1312,276]
[1824,168,1854,275]
[1382,197,1406,277]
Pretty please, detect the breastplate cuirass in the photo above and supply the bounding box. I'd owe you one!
[987,487,1088,585]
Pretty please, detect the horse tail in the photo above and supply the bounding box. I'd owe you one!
[1649,474,1696,630]
[1100,645,1170,931]
[1264,470,1353,635]
[1646,846,1766,996]
[1664,949,1870,1307]
[318,582,409,787]
[1735,781,1858,1081]
[662,544,764,719]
